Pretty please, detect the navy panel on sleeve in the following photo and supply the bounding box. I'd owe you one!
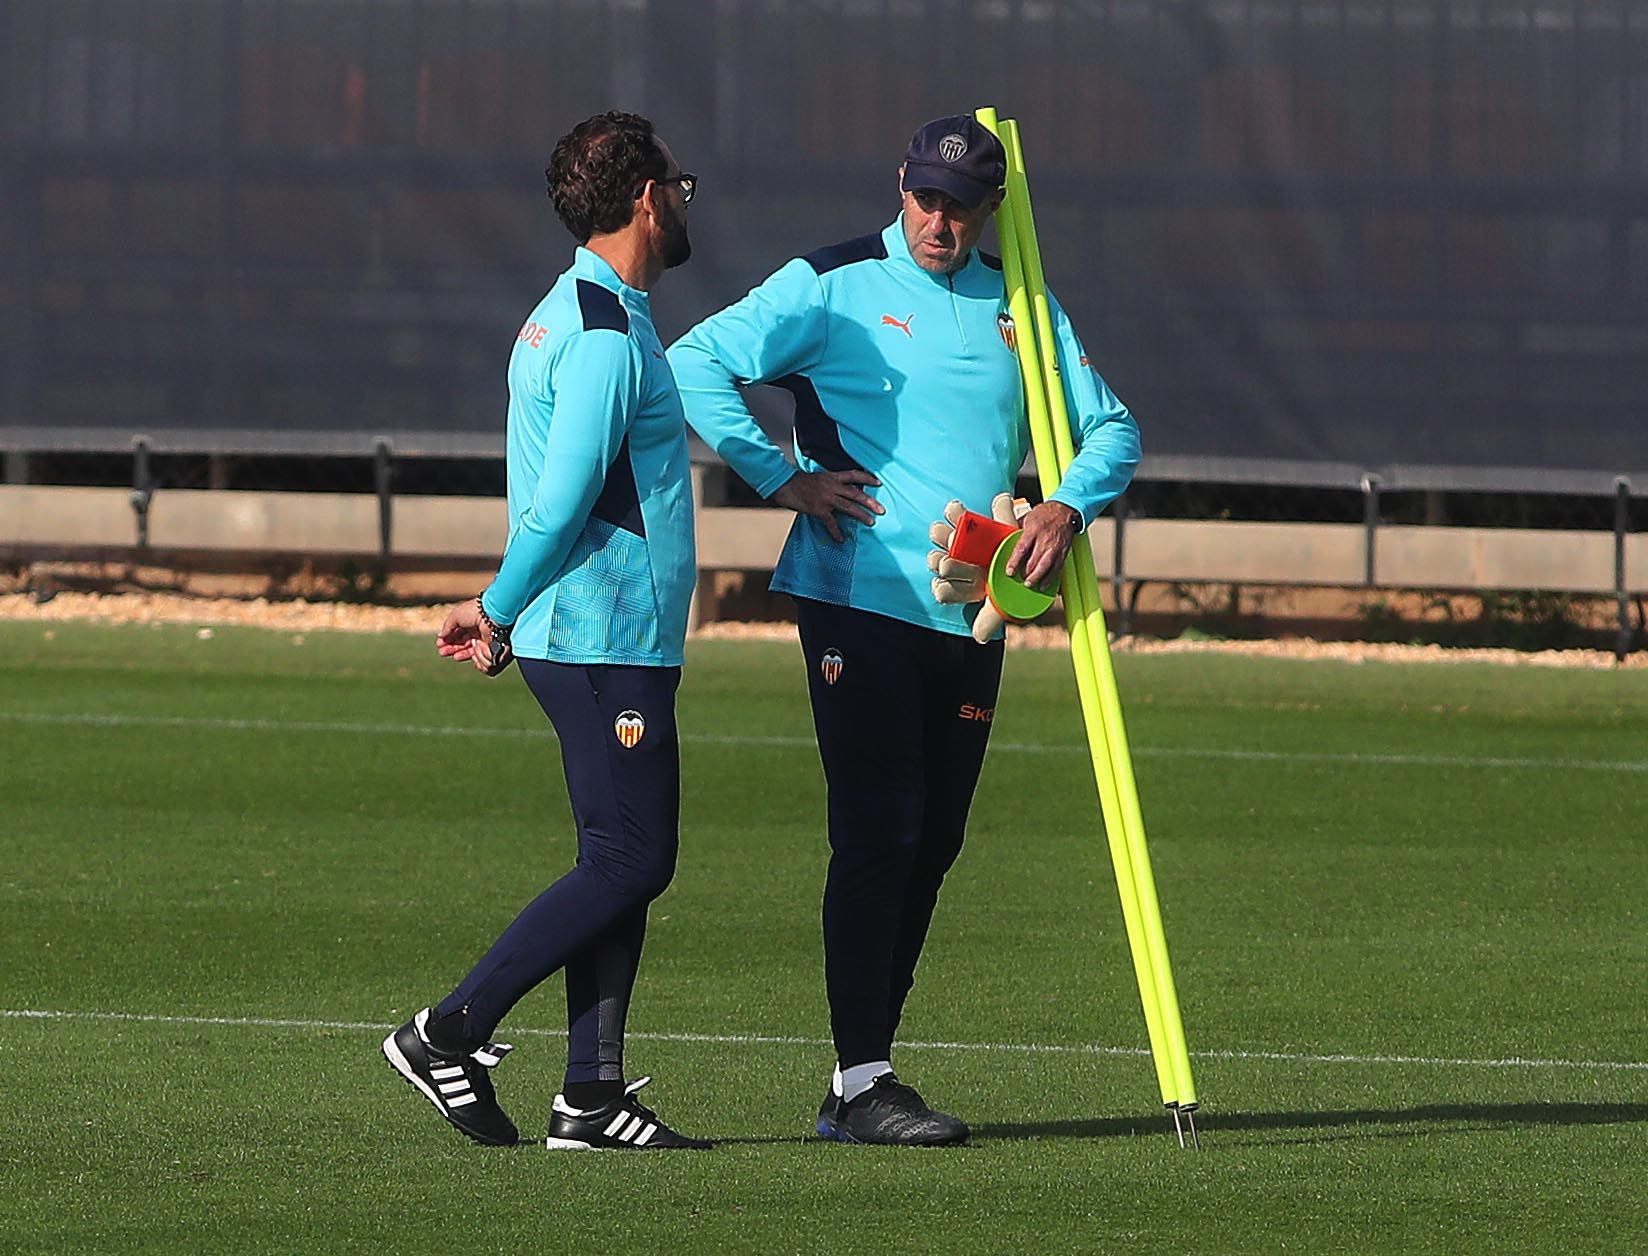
[803,233,890,277]
[577,279,630,333]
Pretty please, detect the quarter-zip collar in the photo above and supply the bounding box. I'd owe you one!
[573,246,653,322]
[881,218,983,346]
[880,217,989,289]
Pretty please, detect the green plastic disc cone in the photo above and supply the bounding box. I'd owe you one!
[986,531,1058,623]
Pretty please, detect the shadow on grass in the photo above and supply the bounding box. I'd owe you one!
[972,1102,1648,1145]
[499,1134,813,1149]
[706,1134,816,1148]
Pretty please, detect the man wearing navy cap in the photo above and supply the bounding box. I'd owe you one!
[670,116,1140,1145]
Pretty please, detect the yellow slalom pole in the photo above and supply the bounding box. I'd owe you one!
[975,108,1176,1112]
[998,119,1197,1117]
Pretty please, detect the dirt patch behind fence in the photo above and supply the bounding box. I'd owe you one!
[3,589,1640,670]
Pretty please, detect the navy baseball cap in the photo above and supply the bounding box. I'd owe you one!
[900,115,1007,209]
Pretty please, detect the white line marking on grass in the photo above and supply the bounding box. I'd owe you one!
[2,711,531,740]
[1132,746,1648,774]
[5,711,1646,774]
[4,1009,1645,1073]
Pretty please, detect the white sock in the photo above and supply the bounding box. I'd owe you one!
[839,1060,893,1103]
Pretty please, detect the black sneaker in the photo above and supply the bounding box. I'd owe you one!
[381,1008,519,1146]
[815,1086,844,1140]
[824,1074,969,1147]
[544,1077,711,1150]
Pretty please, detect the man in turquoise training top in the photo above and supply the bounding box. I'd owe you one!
[669,114,1141,1146]
[383,110,708,1152]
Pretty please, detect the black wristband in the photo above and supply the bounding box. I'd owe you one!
[474,597,515,677]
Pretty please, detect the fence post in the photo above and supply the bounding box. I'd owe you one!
[131,436,154,550]
[687,463,707,633]
[1111,493,1130,636]
[1361,473,1381,588]
[1616,476,1632,662]
[374,438,394,565]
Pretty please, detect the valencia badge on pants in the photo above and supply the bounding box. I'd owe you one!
[820,648,844,686]
[614,709,646,749]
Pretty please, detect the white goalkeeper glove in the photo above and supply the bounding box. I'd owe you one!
[927,492,1028,645]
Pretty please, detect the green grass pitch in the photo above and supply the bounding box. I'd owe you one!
[2,619,1645,1254]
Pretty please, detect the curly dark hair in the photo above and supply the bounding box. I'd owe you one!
[546,111,668,244]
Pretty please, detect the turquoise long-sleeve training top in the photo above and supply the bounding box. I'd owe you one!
[480,248,695,665]
[668,217,1140,638]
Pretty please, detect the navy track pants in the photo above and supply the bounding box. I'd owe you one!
[794,598,1004,1067]
[437,659,680,1086]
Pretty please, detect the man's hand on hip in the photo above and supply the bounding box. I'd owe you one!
[770,469,884,543]
[1005,501,1082,591]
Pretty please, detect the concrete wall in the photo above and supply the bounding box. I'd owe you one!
[3,485,1642,597]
